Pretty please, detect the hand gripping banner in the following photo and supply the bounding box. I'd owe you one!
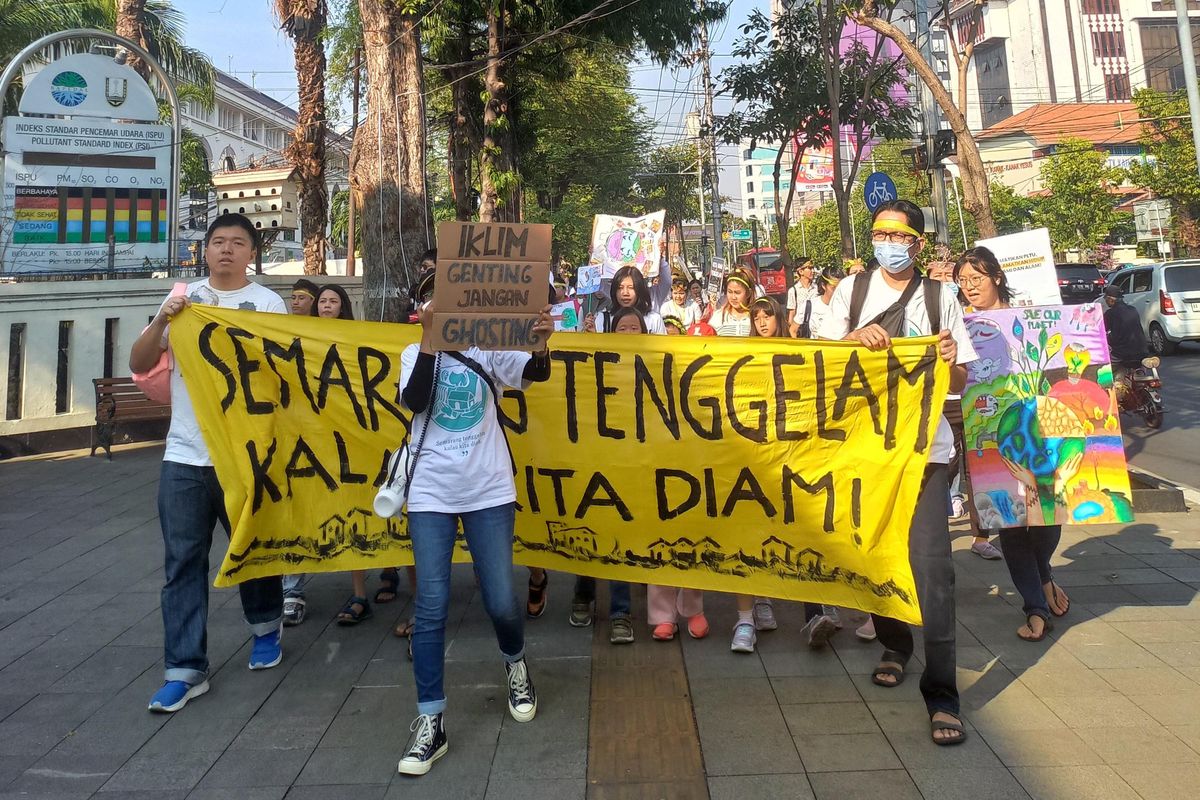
[171,306,949,624]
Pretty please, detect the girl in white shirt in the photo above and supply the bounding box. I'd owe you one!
[709,269,755,338]
[584,266,666,334]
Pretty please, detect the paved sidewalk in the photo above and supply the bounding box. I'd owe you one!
[1,445,1200,799]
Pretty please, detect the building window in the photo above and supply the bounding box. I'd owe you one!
[780,180,791,189]
[746,165,753,176]
[746,181,754,193]
[1141,20,1200,92]
[742,148,752,159]
[218,104,239,132]
[975,39,1013,129]
[761,180,775,193]
[1104,71,1132,101]
[1083,0,1121,12]
[747,198,755,209]
[1091,31,1126,59]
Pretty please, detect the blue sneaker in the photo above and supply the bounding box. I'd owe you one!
[249,626,282,670]
[148,679,209,713]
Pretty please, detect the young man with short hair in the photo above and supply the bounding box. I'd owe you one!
[130,213,289,713]
[822,199,978,746]
[290,278,319,316]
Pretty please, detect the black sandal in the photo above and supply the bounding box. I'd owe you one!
[374,568,401,604]
[1018,615,1053,642]
[872,650,909,688]
[526,571,549,619]
[930,712,968,746]
[336,595,373,626]
[1048,581,1070,617]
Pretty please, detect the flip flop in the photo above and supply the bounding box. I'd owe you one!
[1018,615,1053,642]
[930,714,968,746]
[1050,583,1070,617]
[374,569,401,604]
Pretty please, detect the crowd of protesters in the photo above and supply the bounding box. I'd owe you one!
[134,200,1087,777]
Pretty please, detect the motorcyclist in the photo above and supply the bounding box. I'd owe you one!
[1103,284,1150,385]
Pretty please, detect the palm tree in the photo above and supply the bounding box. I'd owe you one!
[273,0,328,275]
[108,0,215,107]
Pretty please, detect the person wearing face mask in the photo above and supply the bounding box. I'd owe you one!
[823,200,979,747]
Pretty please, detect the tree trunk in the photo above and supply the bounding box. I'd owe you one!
[282,1,329,275]
[115,0,148,78]
[447,17,478,222]
[856,5,997,238]
[772,140,792,268]
[479,3,519,223]
[354,0,432,321]
[817,1,855,259]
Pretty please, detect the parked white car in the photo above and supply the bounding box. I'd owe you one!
[1105,260,1200,355]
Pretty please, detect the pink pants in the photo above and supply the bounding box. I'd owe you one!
[646,585,704,625]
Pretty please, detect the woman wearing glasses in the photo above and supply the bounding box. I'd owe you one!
[953,247,1069,642]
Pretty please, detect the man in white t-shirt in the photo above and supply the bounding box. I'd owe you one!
[130,214,288,714]
[786,260,817,336]
[824,200,978,747]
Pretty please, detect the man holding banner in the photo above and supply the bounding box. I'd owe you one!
[825,200,978,746]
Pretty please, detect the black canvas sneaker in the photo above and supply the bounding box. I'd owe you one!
[505,658,538,722]
[397,713,447,776]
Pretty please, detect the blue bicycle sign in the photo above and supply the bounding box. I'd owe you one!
[863,172,897,213]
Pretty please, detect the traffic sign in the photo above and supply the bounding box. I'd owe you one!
[729,229,752,241]
[863,172,897,213]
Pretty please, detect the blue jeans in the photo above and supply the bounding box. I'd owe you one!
[572,577,632,618]
[158,461,283,685]
[998,525,1061,620]
[409,502,525,716]
[282,573,308,599]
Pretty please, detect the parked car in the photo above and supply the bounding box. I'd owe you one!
[1106,260,1200,355]
[1055,263,1107,304]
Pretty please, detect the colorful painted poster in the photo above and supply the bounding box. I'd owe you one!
[575,264,602,295]
[587,210,665,279]
[974,228,1062,308]
[961,303,1134,528]
[551,299,581,331]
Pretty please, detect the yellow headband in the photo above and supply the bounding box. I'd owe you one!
[871,218,921,238]
[726,273,753,290]
[292,288,316,299]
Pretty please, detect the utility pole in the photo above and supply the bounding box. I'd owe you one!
[346,46,362,278]
[916,0,950,244]
[1175,1,1200,183]
[698,2,722,257]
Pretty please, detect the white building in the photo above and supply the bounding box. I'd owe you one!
[178,70,348,265]
[946,0,1200,131]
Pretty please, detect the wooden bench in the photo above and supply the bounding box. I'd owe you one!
[92,377,171,459]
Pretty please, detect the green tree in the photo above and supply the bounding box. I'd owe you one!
[1129,88,1200,256]
[179,128,212,194]
[634,142,704,255]
[988,182,1035,236]
[1034,137,1125,256]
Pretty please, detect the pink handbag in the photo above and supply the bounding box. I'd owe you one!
[131,282,188,403]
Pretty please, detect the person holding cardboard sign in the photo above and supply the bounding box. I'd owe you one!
[395,267,555,777]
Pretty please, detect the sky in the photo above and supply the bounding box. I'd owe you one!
[174,0,768,209]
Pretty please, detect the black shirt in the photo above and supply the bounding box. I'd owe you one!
[1104,300,1149,364]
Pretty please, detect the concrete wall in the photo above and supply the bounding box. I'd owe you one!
[0,276,363,437]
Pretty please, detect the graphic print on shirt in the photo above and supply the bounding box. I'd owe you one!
[430,367,489,458]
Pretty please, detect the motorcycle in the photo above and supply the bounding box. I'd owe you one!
[1117,356,1165,429]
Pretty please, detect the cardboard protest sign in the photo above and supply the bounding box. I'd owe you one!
[173,306,951,624]
[961,303,1133,528]
[974,228,1062,307]
[587,211,665,279]
[430,221,553,351]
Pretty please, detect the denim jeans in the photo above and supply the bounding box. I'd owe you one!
[158,461,283,685]
[871,464,959,716]
[282,573,308,599]
[573,577,632,619]
[998,525,1061,620]
[409,502,525,716]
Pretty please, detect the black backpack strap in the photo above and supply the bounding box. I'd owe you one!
[800,299,813,338]
[924,277,942,334]
[847,271,872,330]
[446,350,517,475]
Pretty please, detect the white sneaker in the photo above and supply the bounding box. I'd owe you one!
[752,599,778,631]
[971,539,1003,560]
[855,618,877,641]
[822,605,842,629]
[730,621,757,653]
[803,615,837,649]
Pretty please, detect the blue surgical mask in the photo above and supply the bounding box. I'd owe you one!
[874,242,914,274]
[946,282,960,297]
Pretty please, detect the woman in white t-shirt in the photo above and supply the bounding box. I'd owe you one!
[659,274,702,327]
[708,268,755,338]
[796,265,845,340]
[394,292,555,777]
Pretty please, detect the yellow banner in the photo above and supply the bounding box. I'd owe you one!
[171,306,949,624]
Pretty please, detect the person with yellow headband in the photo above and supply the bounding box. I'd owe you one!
[794,265,844,339]
[709,268,756,337]
[823,199,979,747]
[289,278,319,316]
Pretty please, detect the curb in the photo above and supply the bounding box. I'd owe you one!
[1128,467,1195,514]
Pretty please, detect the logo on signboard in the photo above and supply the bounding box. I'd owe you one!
[50,71,87,107]
[104,77,128,107]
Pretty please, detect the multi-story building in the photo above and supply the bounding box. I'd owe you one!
[946,0,1200,131]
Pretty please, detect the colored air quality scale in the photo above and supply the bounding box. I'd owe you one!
[13,186,167,245]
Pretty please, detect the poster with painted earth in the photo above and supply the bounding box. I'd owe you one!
[961,303,1134,529]
[587,210,665,279]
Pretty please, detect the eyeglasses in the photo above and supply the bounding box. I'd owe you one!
[870,231,918,245]
[956,274,992,289]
